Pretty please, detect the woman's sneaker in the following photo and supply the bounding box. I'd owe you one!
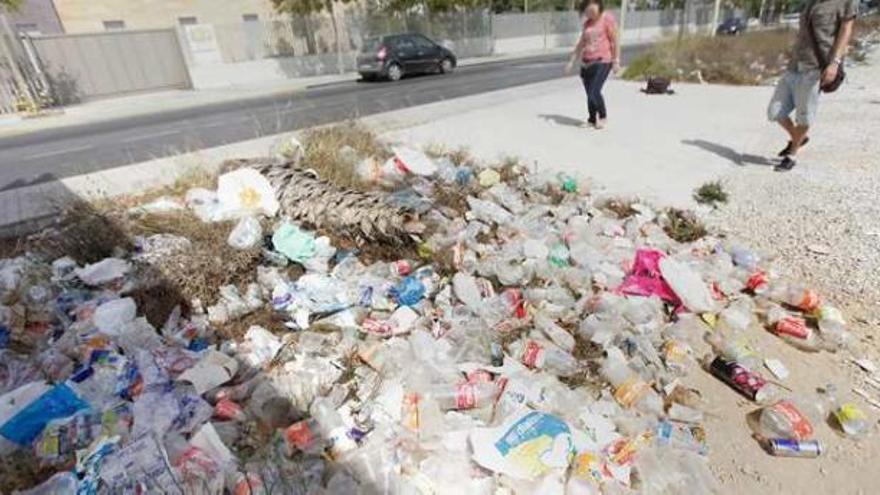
[594,119,606,130]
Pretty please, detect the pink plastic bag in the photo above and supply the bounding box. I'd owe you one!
[617,248,682,306]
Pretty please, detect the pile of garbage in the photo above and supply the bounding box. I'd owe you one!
[0,140,872,494]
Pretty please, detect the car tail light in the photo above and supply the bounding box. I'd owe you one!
[377,46,387,60]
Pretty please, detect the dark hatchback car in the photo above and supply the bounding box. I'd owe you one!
[357,33,457,81]
[717,17,748,36]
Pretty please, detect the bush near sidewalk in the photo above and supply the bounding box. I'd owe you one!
[623,15,880,86]
[623,30,795,85]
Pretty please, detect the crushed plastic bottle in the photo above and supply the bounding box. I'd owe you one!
[510,338,580,377]
[758,398,823,441]
[601,349,664,415]
[823,384,869,439]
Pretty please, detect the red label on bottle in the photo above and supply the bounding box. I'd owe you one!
[798,290,820,312]
[772,401,814,440]
[775,317,809,339]
[746,271,768,292]
[455,383,476,409]
[214,398,244,421]
[466,369,493,384]
[285,421,314,450]
[393,260,412,276]
[521,340,543,368]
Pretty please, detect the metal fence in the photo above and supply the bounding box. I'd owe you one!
[28,28,191,104]
[210,10,494,64]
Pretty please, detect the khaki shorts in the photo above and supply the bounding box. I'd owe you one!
[767,69,821,127]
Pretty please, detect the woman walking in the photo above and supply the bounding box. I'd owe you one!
[566,0,620,129]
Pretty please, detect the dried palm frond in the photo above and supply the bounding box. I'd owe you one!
[252,160,424,243]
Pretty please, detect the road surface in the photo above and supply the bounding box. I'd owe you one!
[0,46,649,192]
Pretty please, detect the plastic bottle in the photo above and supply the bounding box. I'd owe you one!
[759,398,824,441]
[823,384,869,439]
[707,355,780,404]
[310,398,357,458]
[767,282,821,312]
[283,418,325,456]
[815,305,851,352]
[704,332,762,371]
[534,313,575,352]
[427,381,498,411]
[654,420,708,455]
[600,350,664,416]
[511,338,580,377]
[766,306,823,352]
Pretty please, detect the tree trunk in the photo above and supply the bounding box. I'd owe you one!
[327,1,343,74]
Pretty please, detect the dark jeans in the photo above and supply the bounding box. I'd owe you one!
[580,62,612,123]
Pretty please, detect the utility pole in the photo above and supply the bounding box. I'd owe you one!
[711,0,722,36]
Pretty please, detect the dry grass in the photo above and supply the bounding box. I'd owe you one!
[299,122,390,192]
[664,208,708,243]
[600,197,639,219]
[623,29,796,85]
[0,450,59,493]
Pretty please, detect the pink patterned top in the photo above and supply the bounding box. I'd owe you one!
[581,13,616,63]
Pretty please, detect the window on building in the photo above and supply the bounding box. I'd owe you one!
[178,16,198,26]
[243,14,259,22]
[14,23,39,34]
[103,20,126,31]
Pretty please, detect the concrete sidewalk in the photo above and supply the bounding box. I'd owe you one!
[0,48,570,140]
[383,75,786,208]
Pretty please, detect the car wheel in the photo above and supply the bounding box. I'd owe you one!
[439,58,454,74]
[387,63,403,82]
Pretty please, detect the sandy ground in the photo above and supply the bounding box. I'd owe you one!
[384,50,880,494]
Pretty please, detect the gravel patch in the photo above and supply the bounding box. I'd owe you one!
[710,49,880,337]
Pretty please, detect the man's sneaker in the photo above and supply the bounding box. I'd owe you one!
[774,156,798,172]
[778,136,810,157]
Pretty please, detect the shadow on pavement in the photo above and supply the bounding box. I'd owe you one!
[539,113,585,128]
[681,139,776,167]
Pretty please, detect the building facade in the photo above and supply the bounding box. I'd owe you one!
[5,0,64,34]
[52,0,283,33]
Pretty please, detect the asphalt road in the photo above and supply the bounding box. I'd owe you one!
[0,45,649,192]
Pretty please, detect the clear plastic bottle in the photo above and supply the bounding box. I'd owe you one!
[759,398,824,441]
[766,306,823,352]
[767,282,821,312]
[704,332,762,371]
[510,338,580,377]
[824,384,869,439]
[815,305,852,352]
[600,350,664,416]
[426,381,498,411]
[534,313,575,352]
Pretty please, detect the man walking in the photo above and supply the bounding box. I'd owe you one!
[767,0,858,171]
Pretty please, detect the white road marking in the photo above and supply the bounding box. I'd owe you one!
[120,129,179,143]
[23,144,94,160]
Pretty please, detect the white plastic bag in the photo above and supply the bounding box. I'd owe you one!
[227,216,263,250]
[217,168,280,217]
[658,258,717,313]
[93,298,137,336]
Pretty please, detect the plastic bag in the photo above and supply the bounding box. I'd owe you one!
[228,216,263,250]
[217,168,280,217]
[0,382,88,446]
[273,223,317,264]
[392,147,437,176]
[75,258,131,286]
[659,258,717,313]
[391,276,425,306]
[93,297,137,336]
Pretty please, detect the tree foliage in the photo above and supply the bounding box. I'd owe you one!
[1,0,23,12]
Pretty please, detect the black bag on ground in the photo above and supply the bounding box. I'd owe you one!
[644,77,672,95]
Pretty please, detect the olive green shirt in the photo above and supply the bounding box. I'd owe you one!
[791,0,859,71]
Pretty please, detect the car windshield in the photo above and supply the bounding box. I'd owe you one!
[361,37,383,53]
